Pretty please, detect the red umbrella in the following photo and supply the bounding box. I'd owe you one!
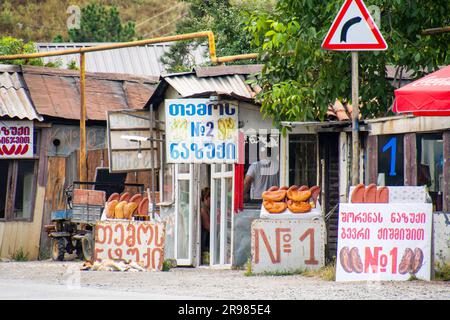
[393,65,450,116]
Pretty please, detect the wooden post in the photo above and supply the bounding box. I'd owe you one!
[79,53,87,184]
[150,106,156,219]
[351,52,360,186]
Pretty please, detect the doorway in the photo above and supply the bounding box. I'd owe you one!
[210,164,234,266]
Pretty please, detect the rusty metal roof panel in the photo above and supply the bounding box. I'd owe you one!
[36,42,207,77]
[0,66,43,121]
[164,73,255,101]
[22,65,157,121]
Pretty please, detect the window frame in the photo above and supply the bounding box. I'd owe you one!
[0,129,40,222]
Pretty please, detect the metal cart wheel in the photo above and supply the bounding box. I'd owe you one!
[51,238,66,261]
[81,232,94,261]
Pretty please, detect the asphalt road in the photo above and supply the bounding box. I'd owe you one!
[0,261,449,300]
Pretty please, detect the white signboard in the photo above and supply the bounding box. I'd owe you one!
[251,219,325,274]
[0,120,33,158]
[336,203,433,282]
[165,99,238,163]
[94,221,165,271]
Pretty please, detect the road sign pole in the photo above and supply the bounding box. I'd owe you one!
[351,51,360,186]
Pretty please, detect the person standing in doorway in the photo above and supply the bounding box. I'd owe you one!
[200,187,211,263]
[244,159,279,201]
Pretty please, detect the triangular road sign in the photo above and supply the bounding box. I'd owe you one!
[322,0,388,51]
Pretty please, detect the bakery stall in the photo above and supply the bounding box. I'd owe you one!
[142,65,278,268]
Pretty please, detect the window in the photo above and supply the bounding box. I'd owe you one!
[0,160,37,221]
[289,134,317,187]
[417,133,444,211]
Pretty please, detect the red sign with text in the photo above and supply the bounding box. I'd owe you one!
[336,203,432,281]
[94,221,165,271]
[0,121,33,158]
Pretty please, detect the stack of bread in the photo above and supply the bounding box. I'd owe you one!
[350,183,389,203]
[104,192,149,220]
[262,185,320,214]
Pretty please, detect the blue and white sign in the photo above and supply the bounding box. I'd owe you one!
[165,99,239,163]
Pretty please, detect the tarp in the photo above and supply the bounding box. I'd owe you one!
[393,65,450,116]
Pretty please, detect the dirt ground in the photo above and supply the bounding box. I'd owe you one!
[0,261,449,300]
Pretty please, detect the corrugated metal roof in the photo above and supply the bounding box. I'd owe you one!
[36,42,207,77]
[0,65,43,121]
[164,73,256,100]
[22,65,157,121]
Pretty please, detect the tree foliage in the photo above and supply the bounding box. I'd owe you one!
[245,0,450,128]
[161,0,275,72]
[57,3,137,42]
[0,36,54,66]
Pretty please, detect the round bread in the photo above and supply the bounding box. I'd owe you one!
[138,197,149,216]
[267,186,279,191]
[129,194,142,205]
[298,185,309,191]
[262,189,287,202]
[105,200,119,219]
[309,186,320,205]
[411,248,424,274]
[262,201,287,214]
[287,200,311,213]
[119,192,131,202]
[107,193,120,203]
[124,202,139,220]
[114,201,128,219]
[286,186,311,202]
[349,247,364,273]
[351,183,365,203]
[376,186,389,203]
[363,183,377,203]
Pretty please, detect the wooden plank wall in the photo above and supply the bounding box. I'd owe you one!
[404,133,417,186]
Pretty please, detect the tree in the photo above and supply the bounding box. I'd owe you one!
[0,36,43,66]
[56,3,137,43]
[245,0,450,129]
[160,0,275,72]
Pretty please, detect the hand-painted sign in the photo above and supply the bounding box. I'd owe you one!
[322,0,387,51]
[165,99,239,163]
[336,203,432,281]
[251,219,325,274]
[94,221,165,271]
[0,120,33,158]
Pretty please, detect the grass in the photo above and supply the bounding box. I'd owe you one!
[162,259,177,271]
[244,258,336,281]
[434,261,450,281]
[11,247,29,262]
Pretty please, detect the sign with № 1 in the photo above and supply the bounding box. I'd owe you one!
[322,0,387,51]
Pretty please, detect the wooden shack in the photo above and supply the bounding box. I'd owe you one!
[0,65,158,260]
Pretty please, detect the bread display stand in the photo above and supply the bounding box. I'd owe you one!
[336,185,433,282]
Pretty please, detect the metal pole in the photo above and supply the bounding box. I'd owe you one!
[79,52,87,185]
[351,52,360,186]
[150,105,156,220]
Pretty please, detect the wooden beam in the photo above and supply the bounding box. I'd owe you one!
[422,26,450,35]
[444,131,450,212]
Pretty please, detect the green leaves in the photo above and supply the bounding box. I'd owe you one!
[244,0,450,128]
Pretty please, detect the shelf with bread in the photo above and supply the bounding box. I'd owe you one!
[101,192,153,221]
[260,185,322,220]
[347,184,431,204]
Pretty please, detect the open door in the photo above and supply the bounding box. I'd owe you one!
[174,163,195,266]
[210,164,234,266]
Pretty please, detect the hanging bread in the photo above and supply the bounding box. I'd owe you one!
[106,200,118,219]
[138,197,149,216]
[107,193,120,203]
[286,185,311,202]
[263,200,287,214]
[287,200,311,213]
[129,194,142,205]
[114,201,128,219]
[351,184,365,203]
[124,202,139,220]
[376,186,389,203]
[364,183,377,203]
